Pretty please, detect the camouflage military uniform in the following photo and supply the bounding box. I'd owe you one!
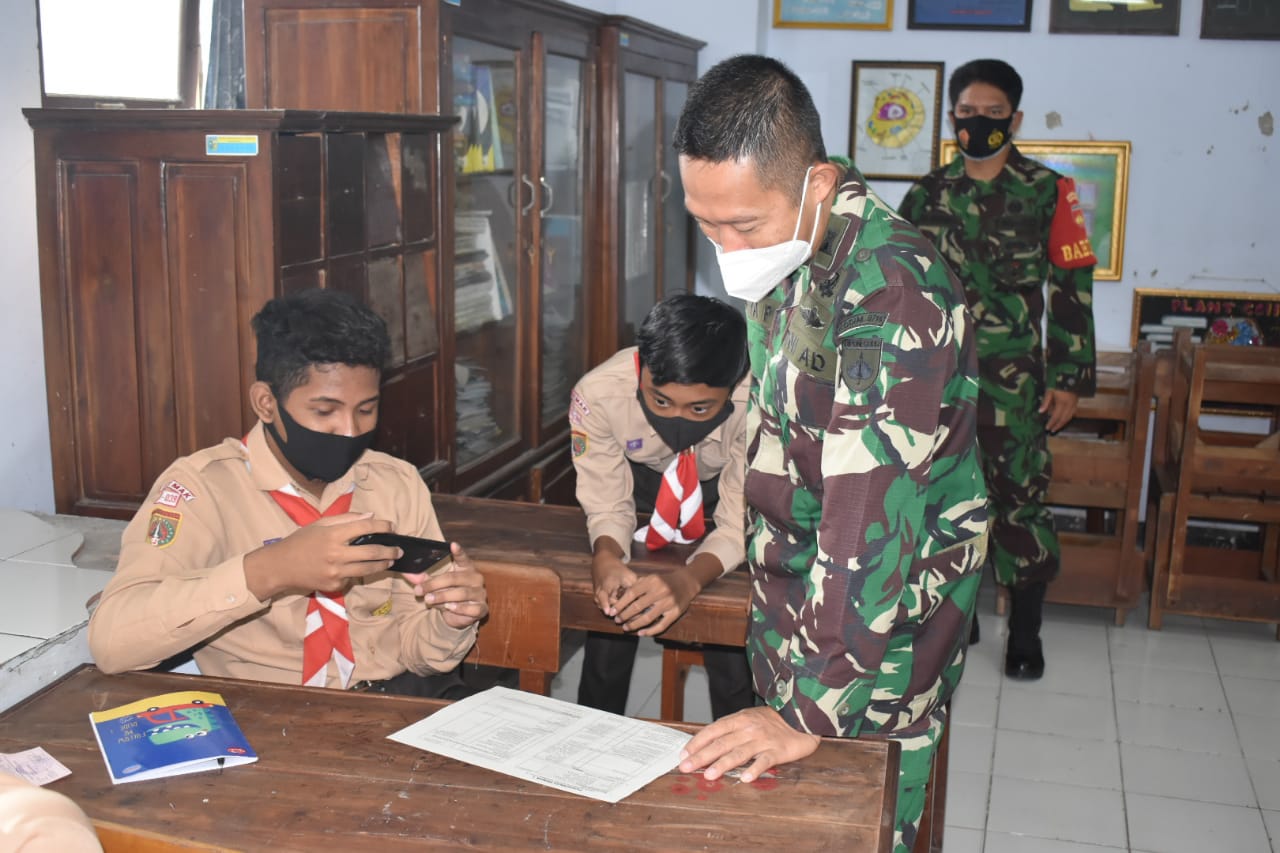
[900,147,1096,589]
[744,157,988,853]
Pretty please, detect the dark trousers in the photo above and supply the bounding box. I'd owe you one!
[577,632,754,720]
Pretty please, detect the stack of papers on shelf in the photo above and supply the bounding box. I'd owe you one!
[455,212,512,333]
[455,359,503,464]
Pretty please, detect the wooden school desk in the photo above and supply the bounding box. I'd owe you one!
[0,667,900,852]
[432,494,751,648]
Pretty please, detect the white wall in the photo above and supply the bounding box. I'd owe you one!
[764,0,1280,350]
[0,0,55,512]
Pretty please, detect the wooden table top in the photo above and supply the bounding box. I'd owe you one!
[432,494,751,646]
[1,667,899,852]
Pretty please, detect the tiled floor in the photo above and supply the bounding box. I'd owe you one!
[3,507,1278,852]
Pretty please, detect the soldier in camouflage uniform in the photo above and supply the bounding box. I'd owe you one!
[673,56,988,853]
[899,59,1096,680]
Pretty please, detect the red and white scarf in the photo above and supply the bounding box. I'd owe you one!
[267,485,357,688]
[635,450,705,550]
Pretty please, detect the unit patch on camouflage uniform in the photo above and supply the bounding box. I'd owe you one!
[571,431,588,458]
[840,337,882,393]
[147,508,182,548]
[836,312,888,339]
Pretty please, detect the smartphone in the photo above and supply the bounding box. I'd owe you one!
[349,532,453,576]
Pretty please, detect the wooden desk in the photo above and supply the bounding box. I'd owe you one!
[0,667,899,852]
[432,494,751,647]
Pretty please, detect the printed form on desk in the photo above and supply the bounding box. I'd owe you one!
[388,686,692,803]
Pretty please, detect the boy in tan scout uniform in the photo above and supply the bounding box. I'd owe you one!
[570,294,754,719]
[89,289,487,694]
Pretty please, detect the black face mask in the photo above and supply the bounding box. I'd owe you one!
[954,114,1014,161]
[636,389,733,454]
[265,403,376,483]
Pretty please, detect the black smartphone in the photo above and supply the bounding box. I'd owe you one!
[349,533,453,576]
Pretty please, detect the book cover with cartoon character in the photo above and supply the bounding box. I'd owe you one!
[89,690,257,784]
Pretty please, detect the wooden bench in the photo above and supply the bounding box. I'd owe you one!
[996,346,1157,624]
[1147,329,1280,633]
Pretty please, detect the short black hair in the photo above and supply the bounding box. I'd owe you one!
[251,288,391,399]
[949,59,1023,112]
[637,293,748,389]
[673,54,826,201]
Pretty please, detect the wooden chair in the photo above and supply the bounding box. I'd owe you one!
[1148,329,1280,632]
[996,345,1157,624]
[464,561,562,693]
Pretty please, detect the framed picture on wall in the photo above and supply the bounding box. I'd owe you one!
[849,61,944,181]
[1130,289,1280,348]
[1049,0,1180,34]
[939,139,1131,280]
[908,0,1032,31]
[773,0,894,30]
[1201,0,1280,39]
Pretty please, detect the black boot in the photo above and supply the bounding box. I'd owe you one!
[1005,581,1046,680]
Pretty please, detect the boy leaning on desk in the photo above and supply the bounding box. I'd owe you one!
[568,294,755,721]
[88,288,487,696]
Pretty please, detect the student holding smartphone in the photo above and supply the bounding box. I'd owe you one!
[569,294,754,719]
[89,289,487,695]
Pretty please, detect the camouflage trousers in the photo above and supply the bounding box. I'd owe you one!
[977,359,1059,588]
[882,708,946,853]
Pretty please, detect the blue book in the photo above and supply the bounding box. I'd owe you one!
[89,690,257,784]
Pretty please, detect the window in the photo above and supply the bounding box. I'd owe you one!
[37,0,200,107]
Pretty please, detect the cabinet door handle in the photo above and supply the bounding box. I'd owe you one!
[658,172,673,202]
[539,176,554,217]
[506,179,518,209]
[521,174,537,215]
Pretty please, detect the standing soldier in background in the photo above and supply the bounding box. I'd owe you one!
[900,58,1096,681]
[673,55,988,853]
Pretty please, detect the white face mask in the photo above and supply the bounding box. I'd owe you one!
[712,167,822,303]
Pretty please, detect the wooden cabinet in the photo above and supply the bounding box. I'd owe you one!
[35,1,705,515]
[595,17,704,359]
[439,0,600,500]
[25,109,453,517]
[243,0,439,113]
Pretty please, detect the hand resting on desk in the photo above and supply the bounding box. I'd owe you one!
[677,706,821,784]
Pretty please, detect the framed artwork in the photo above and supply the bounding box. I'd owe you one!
[1201,0,1280,39]
[908,0,1032,30]
[1049,0,1180,34]
[1131,288,1280,348]
[773,0,894,30]
[939,139,1130,280]
[849,61,944,182]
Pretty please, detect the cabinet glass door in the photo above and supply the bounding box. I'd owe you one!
[661,80,692,298]
[451,36,523,469]
[618,71,658,348]
[539,52,588,426]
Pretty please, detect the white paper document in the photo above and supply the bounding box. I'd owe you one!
[388,686,692,804]
[0,747,72,786]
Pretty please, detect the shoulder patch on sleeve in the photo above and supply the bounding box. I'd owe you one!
[146,509,182,548]
[155,479,196,507]
[839,337,883,394]
[569,389,591,426]
[1049,177,1097,269]
[571,431,589,458]
[835,311,889,339]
